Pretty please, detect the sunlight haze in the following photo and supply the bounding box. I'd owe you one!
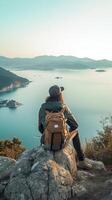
[0,0,112,60]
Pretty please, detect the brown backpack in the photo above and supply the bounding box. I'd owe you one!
[43,107,69,151]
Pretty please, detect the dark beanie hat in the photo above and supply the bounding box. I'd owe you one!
[49,85,64,97]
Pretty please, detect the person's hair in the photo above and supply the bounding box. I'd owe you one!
[45,93,64,104]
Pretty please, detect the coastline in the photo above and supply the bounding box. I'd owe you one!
[0,81,30,94]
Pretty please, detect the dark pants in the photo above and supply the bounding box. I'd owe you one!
[72,132,84,161]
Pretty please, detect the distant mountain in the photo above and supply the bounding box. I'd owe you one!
[0,67,29,92]
[0,55,112,70]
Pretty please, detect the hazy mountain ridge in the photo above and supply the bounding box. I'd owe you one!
[0,55,112,70]
[0,67,29,91]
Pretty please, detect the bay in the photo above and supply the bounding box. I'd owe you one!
[0,69,112,148]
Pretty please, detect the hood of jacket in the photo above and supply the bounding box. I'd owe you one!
[41,101,63,112]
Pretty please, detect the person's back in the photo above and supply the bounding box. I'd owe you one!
[38,85,92,169]
[38,92,78,139]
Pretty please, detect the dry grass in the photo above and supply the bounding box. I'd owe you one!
[0,138,25,159]
[84,117,112,165]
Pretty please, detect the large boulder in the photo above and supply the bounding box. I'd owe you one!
[4,144,77,200]
[0,156,16,180]
[0,145,111,200]
[0,156,16,199]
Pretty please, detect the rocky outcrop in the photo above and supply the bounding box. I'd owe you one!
[4,145,77,200]
[0,145,112,200]
[0,156,16,200]
[0,100,22,108]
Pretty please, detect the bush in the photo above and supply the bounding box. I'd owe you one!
[0,138,25,160]
[84,117,112,165]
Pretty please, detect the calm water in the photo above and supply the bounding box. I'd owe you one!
[0,69,112,148]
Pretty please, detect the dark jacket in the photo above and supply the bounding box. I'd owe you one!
[38,100,78,133]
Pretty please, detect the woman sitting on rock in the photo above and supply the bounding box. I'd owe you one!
[38,85,92,169]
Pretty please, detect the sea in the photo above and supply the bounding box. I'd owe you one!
[0,68,112,148]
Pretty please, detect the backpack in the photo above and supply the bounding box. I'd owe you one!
[43,107,69,151]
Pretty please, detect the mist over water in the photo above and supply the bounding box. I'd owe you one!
[0,69,112,148]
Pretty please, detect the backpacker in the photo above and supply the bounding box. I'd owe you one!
[43,107,69,151]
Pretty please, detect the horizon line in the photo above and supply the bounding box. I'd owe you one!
[0,54,112,62]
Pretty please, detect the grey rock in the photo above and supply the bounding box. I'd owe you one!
[105,178,112,185]
[77,170,95,181]
[27,171,48,200]
[4,175,33,200]
[19,146,40,160]
[72,184,87,197]
[101,192,112,200]
[11,158,31,178]
[0,157,16,199]
[4,145,77,200]
[0,156,16,180]
[1,146,112,200]
[85,158,106,171]
[0,180,8,194]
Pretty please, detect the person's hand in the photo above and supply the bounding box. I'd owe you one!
[70,130,78,139]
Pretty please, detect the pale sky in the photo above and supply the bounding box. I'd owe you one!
[0,0,112,60]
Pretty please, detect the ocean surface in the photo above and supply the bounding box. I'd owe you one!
[0,69,112,148]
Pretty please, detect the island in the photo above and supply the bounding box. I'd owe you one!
[95,69,106,72]
[55,76,63,79]
[0,99,22,108]
[0,67,29,93]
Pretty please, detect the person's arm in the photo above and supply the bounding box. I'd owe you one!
[64,105,78,132]
[38,105,45,134]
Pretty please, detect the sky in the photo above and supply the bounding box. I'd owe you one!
[0,0,112,60]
